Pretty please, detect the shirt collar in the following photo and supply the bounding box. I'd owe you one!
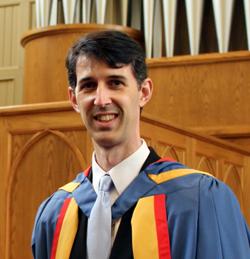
[92,139,150,195]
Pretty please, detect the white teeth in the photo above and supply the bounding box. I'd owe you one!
[96,114,116,122]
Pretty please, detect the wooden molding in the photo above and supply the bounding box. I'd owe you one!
[147,50,250,67]
[0,101,73,116]
[191,125,250,138]
[21,23,144,47]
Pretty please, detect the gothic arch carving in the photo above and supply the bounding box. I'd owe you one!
[196,156,218,176]
[5,129,87,259]
[223,164,244,208]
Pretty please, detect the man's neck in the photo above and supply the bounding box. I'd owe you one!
[93,139,142,171]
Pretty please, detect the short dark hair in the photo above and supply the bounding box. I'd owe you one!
[65,30,147,89]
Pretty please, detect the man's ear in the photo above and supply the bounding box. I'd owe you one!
[139,78,153,108]
[68,87,80,113]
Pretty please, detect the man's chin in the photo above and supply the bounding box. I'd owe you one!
[92,134,120,149]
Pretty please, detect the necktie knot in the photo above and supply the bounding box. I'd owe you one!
[99,174,113,192]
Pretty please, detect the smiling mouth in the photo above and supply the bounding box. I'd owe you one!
[94,114,118,122]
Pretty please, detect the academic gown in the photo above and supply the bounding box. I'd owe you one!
[32,149,250,259]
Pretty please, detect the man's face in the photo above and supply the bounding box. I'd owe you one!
[69,56,152,150]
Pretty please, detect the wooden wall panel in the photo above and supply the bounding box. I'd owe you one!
[29,0,36,29]
[0,104,92,259]
[0,2,21,106]
[0,79,15,105]
[141,122,189,165]
[195,153,219,176]
[194,139,246,214]
[0,0,35,106]
[146,52,250,128]
[7,130,88,259]
[0,3,19,67]
[222,162,244,208]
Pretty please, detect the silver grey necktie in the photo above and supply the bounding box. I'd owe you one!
[87,174,113,259]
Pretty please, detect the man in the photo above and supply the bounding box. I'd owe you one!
[32,30,250,259]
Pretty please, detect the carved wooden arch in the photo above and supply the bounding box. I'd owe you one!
[222,164,244,209]
[196,156,217,176]
[143,138,181,162]
[159,145,180,162]
[5,129,87,259]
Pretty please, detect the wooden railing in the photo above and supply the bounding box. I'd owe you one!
[191,125,250,151]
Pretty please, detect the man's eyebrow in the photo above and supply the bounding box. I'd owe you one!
[107,75,127,80]
[77,75,127,84]
[77,77,94,84]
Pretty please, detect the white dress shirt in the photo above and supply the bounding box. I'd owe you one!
[91,139,150,243]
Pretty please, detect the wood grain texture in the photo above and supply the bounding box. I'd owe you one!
[146,52,250,128]
[0,105,90,259]
[6,130,87,259]
[0,101,249,258]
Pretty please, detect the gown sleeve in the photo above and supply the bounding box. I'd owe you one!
[167,175,250,259]
[196,176,250,259]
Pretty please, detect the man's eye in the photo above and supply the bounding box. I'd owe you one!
[110,80,123,87]
[80,82,96,90]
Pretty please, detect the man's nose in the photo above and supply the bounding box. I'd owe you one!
[93,84,112,106]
